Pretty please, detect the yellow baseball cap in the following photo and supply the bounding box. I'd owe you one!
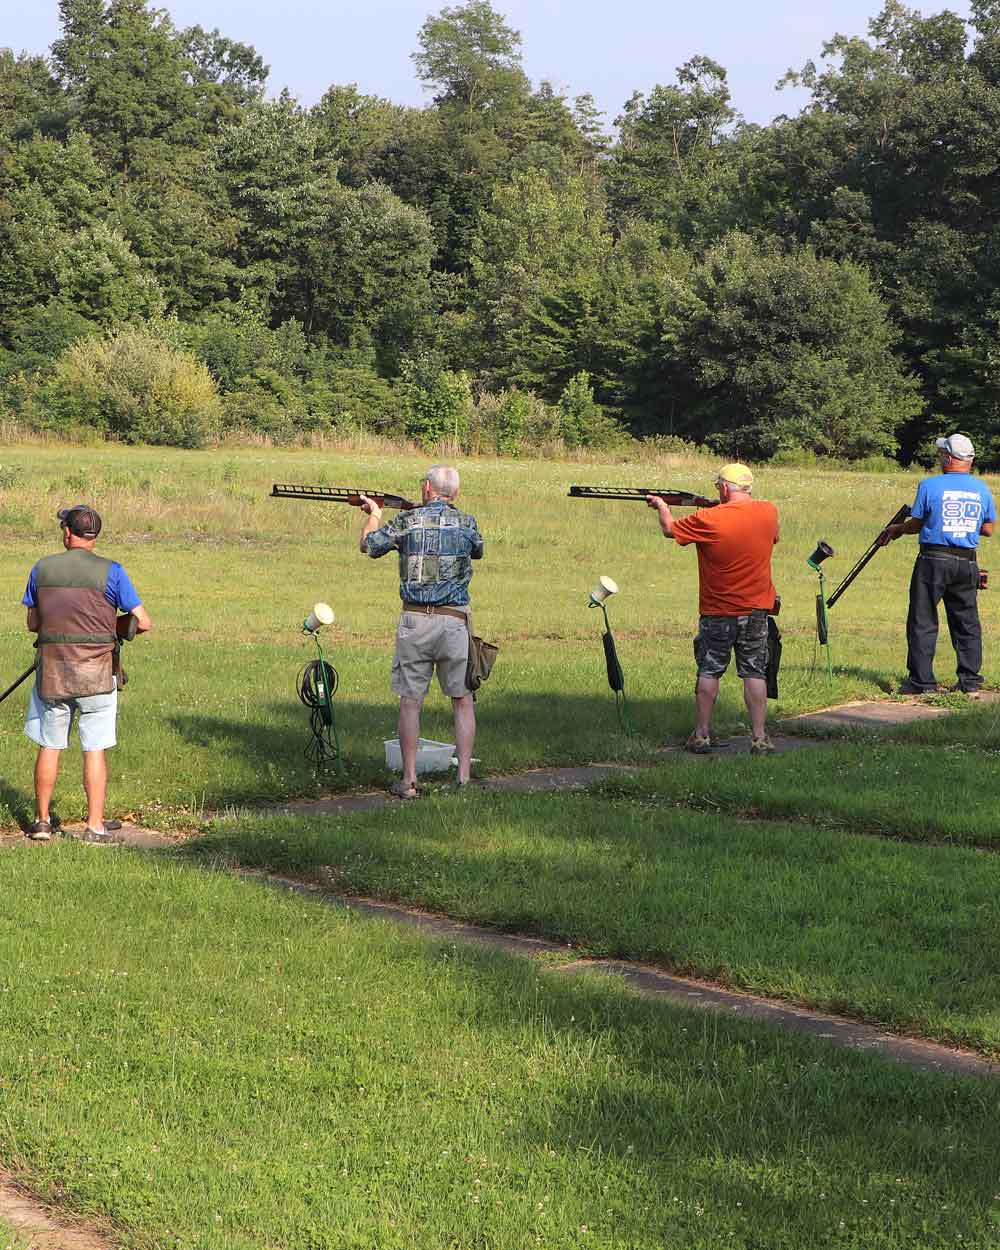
[716,463,754,488]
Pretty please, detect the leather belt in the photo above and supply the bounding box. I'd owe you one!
[402,602,468,622]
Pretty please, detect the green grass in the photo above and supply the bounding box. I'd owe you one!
[188,790,1000,1053]
[592,735,1000,848]
[0,1225,29,1250]
[2,441,993,824]
[1,845,998,1250]
[5,441,1000,1246]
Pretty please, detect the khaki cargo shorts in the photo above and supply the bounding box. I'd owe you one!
[391,609,471,700]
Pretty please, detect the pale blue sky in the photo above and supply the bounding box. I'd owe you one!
[3,0,973,126]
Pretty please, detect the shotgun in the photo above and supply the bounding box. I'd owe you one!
[826,505,911,609]
[568,485,717,508]
[271,484,416,509]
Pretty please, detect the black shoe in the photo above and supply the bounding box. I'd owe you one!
[898,680,938,695]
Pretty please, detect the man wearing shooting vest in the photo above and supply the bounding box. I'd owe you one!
[21,505,151,843]
[882,433,995,693]
[358,465,484,799]
[647,463,779,755]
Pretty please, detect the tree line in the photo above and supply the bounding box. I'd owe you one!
[1,0,998,462]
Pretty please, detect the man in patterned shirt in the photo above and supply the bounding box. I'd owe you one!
[359,465,485,797]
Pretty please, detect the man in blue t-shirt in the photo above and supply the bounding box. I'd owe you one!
[883,434,996,693]
[21,504,152,843]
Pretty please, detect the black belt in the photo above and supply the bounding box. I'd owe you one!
[919,544,976,561]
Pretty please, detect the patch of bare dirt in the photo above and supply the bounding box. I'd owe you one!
[0,1171,115,1250]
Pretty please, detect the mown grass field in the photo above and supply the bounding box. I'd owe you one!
[1,439,996,824]
[2,847,999,1250]
[3,440,1000,1249]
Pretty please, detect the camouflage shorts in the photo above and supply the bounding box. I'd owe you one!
[693,612,769,680]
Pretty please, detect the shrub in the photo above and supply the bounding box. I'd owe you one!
[0,301,98,379]
[39,330,220,448]
[491,388,530,456]
[401,355,472,448]
[557,372,625,449]
[326,368,405,438]
[639,433,704,458]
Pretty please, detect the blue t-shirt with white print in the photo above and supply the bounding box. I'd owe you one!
[911,472,996,550]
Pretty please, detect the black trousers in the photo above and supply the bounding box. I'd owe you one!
[905,549,983,690]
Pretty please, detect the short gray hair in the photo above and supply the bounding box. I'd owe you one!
[423,464,460,499]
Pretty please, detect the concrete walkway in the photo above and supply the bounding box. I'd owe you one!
[260,874,1000,1081]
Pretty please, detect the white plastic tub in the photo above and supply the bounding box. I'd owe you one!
[383,737,456,774]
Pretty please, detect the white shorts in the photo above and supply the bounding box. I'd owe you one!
[24,680,118,751]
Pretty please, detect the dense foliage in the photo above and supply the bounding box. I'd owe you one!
[1,0,997,460]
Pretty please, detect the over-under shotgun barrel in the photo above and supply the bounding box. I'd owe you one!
[826,504,911,609]
[568,485,717,508]
[271,484,416,509]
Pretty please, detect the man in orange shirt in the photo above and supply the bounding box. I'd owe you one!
[647,463,779,754]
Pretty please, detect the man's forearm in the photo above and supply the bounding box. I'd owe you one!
[359,514,381,554]
[657,508,676,539]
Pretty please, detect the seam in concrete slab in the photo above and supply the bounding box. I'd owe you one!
[257,872,1000,1081]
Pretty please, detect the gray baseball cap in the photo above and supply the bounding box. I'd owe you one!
[936,434,975,460]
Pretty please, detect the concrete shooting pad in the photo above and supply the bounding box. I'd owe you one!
[782,700,952,730]
[782,693,1000,731]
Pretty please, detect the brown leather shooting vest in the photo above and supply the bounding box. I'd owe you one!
[35,549,117,699]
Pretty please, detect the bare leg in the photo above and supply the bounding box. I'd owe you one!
[743,677,768,740]
[451,695,476,783]
[82,749,107,831]
[397,697,422,788]
[694,676,720,737]
[34,747,61,821]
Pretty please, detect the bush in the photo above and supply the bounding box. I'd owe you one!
[769,446,821,467]
[172,311,314,393]
[639,433,704,458]
[401,355,472,448]
[38,330,220,448]
[0,301,99,379]
[469,389,554,454]
[326,367,406,438]
[491,388,530,456]
[557,372,625,449]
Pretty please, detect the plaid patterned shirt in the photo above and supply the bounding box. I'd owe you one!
[365,499,484,605]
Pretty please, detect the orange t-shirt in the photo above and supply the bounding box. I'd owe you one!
[672,497,779,617]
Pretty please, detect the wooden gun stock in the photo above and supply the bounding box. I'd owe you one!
[271,484,416,510]
[568,485,717,508]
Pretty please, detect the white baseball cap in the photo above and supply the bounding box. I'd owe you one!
[936,434,975,460]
